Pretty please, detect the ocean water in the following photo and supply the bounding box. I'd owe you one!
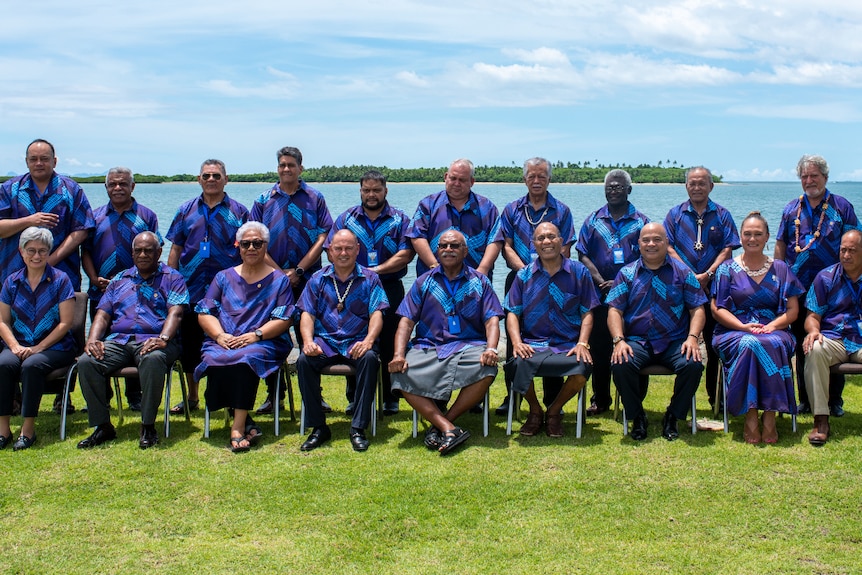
[80,180,862,297]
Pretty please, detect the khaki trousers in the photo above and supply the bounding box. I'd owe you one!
[804,337,862,416]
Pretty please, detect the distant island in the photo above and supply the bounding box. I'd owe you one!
[2,162,720,185]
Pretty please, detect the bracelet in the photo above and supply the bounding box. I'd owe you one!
[486,347,499,354]
[576,341,590,350]
[688,333,699,340]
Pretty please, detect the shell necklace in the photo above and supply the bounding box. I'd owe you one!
[332,276,355,312]
[738,255,772,278]
[794,194,828,253]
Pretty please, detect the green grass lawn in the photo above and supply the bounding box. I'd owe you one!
[2,374,861,575]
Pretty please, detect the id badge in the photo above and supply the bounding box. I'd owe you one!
[448,315,462,335]
[613,247,624,264]
[199,241,211,258]
[856,320,862,337]
[367,250,379,267]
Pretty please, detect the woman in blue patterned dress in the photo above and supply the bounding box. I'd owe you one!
[711,212,804,444]
[195,222,294,452]
[0,227,76,450]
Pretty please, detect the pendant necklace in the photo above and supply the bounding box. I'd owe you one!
[693,213,705,251]
[332,276,355,312]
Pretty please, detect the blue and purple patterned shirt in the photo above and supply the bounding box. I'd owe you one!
[806,263,862,353]
[406,190,501,276]
[297,263,389,357]
[396,264,504,359]
[576,202,649,283]
[0,265,76,352]
[166,193,248,302]
[606,255,708,354]
[325,203,412,282]
[504,258,600,354]
[664,199,740,274]
[84,200,161,301]
[98,262,189,344]
[776,191,860,288]
[250,181,333,273]
[494,192,575,267]
[0,172,95,291]
[194,268,295,381]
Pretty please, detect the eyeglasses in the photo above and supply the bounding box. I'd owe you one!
[438,242,463,250]
[132,247,157,255]
[200,173,223,181]
[24,247,50,256]
[605,183,626,191]
[239,239,266,250]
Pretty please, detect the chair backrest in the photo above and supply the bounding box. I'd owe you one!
[70,292,88,356]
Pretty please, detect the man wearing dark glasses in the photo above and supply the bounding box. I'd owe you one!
[166,159,248,416]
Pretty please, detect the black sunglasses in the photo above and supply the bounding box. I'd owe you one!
[439,242,463,250]
[201,173,223,181]
[239,239,266,250]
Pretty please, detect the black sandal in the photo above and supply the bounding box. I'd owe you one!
[229,435,250,453]
[0,434,12,450]
[438,427,470,456]
[244,421,264,446]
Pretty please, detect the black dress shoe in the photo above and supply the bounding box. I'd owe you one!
[321,398,333,413]
[662,411,679,441]
[349,429,369,452]
[830,403,845,417]
[495,397,510,416]
[77,424,117,449]
[631,413,648,441]
[12,433,36,451]
[129,401,142,412]
[255,397,283,415]
[469,402,484,414]
[345,402,355,416]
[300,426,331,451]
[797,402,811,414]
[139,425,159,449]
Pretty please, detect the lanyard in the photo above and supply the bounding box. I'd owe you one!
[202,202,218,241]
[442,274,461,314]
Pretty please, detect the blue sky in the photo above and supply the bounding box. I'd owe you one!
[2,1,861,181]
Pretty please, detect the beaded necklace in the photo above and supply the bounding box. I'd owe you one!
[794,194,828,253]
[523,203,549,226]
[738,255,772,278]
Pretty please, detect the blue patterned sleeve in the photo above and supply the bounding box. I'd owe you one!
[195,272,225,315]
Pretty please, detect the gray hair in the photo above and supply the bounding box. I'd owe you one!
[797,154,829,179]
[604,169,632,187]
[450,158,475,177]
[200,159,226,175]
[523,157,552,179]
[236,221,270,243]
[132,231,160,248]
[19,226,54,251]
[685,166,713,183]
[105,166,134,185]
[277,146,303,165]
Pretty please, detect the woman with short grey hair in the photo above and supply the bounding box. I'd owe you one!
[0,227,77,450]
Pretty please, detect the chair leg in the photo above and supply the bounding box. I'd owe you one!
[300,400,306,436]
[164,370,171,438]
[284,366,296,422]
[690,395,697,434]
[483,388,489,437]
[722,371,729,433]
[505,390,517,435]
[371,373,378,437]
[176,362,190,422]
[113,377,124,426]
[60,366,77,440]
[204,406,210,438]
[576,386,584,439]
[274,371,281,437]
[412,408,418,438]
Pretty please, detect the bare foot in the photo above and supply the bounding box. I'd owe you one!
[761,411,778,444]
[743,409,761,444]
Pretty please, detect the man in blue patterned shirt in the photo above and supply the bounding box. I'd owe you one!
[82,167,162,412]
[326,170,413,416]
[664,166,740,410]
[251,146,334,415]
[0,139,95,414]
[494,157,576,416]
[505,223,599,437]
[608,223,707,441]
[166,159,248,415]
[295,230,389,452]
[406,158,501,278]
[77,232,189,449]
[802,230,862,445]
[775,154,860,416]
[390,230,503,456]
[577,169,650,417]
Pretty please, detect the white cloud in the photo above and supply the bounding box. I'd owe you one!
[395,71,430,88]
[726,102,862,122]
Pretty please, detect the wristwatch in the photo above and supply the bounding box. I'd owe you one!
[294,267,305,277]
[255,329,264,341]
[612,336,625,345]
[159,334,170,342]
